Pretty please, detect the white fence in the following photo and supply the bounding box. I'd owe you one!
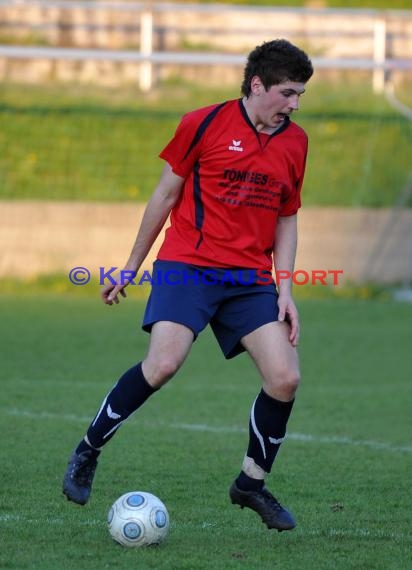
[0,1,411,91]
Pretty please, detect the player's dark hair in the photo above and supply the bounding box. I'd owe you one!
[241,39,314,96]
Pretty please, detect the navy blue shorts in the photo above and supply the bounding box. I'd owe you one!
[142,260,279,359]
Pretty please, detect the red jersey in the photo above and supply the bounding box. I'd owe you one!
[158,98,308,271]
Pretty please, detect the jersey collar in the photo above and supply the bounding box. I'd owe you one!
[238,98,290,140]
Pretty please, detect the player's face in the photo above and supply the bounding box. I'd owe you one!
[251,78,306,131]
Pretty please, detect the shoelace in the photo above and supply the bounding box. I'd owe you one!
[261,488,283,511]
[71,456,97,485]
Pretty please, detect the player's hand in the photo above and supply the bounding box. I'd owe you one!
[101,269,136,305]
[101,281,128,305]
[277,293,300,346]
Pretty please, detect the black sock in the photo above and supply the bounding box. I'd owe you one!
[79,362,157,450]
[236,471,264,492]
[75,439,100,457]
[246,389,294,474]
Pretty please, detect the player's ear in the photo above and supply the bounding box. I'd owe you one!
[250,75,264,96]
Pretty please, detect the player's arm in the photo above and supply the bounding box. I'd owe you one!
[273,214,299,346]
[102,162,184,305]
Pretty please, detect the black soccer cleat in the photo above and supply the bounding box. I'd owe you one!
[229,481,296,531]
[63,450,99,506]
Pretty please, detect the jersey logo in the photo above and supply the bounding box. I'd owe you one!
[228,139,243,152]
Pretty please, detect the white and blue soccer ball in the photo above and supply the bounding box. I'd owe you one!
[108,491,170,547]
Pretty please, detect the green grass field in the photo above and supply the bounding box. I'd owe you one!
[1,293,411,569]
[1,76,411,206]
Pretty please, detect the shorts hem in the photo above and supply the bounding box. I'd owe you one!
[223,316,279,360]
[142,318,198,340]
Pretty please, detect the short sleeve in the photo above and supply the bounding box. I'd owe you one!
[159,103,225,180]
[279,139,308,216]
[159,113,201,179]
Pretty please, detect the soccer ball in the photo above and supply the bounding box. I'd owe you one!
[108,491,170,548]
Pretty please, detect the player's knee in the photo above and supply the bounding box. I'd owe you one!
[146,356,181,387]
[266,368,300,400]
[283,370,301,398]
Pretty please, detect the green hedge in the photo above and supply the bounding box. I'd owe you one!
[1,76,411,206]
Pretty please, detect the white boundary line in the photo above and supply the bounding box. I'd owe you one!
[0,513,102,526]
[298,527,412,542]
[169,422,412,453]
[0,513,410,542]
[4,407,412,454]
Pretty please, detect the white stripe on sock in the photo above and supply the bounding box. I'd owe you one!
[91,396,108,427]
[103,419,125,440]
[250,397,266,459]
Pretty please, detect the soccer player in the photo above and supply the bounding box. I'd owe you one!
[63,39,313,532]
